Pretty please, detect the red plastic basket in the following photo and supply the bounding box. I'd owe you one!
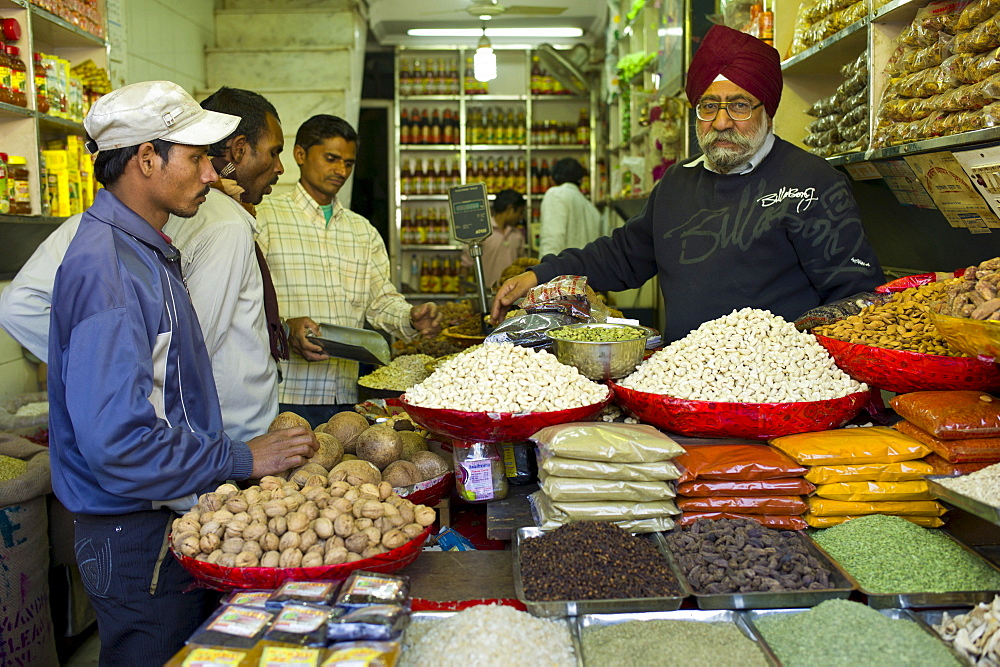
[171,526,432,592]
[815,334,1000,393]
[399,392,612,443]
[610,382,869,439]
[395,471,454,506]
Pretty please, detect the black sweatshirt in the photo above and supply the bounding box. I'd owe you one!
[532,136,884,341]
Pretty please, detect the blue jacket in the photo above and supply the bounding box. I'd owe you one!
[47,189,254,515]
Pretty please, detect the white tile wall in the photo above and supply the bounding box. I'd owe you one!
[122,0,215,90]
[0,281,41,399]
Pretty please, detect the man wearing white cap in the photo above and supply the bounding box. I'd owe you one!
[46,81,318,665]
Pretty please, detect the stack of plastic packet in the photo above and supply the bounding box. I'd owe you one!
[892,390,1000,475]
[528,423,683,533]
[770,426,947,527]
[672,444,812,530]
[803,52,869,157]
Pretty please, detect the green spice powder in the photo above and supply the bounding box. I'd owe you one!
[812,514,1000,594]
[582,619,769,667]
[754,599,961,667]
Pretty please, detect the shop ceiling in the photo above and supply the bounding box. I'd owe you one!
[367,0,608,47]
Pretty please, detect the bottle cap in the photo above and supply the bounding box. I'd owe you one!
[0,153,7,162]
[1,19,20,42]
[7,45,18,57]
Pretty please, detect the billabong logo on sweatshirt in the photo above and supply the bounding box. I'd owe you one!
[758,187,818,212]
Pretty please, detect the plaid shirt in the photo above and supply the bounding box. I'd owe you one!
[257,183,416,404]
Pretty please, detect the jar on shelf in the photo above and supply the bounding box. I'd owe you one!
[7,45,27,107]
[7,155,30,214]
[33,53,48,114]
[0,152,9,214]
[0,42,12,106]
[453,441,508,503]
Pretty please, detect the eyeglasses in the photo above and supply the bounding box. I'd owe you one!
[695,100,763,122]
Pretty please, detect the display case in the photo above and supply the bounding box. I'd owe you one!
[393,46,598,299]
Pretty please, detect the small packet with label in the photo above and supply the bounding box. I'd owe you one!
[164,645,251,666]
[263,603,333,647]
[326,604,410,642]
[321,641,401,666]
[266,581,339,609]
[255,642,325,666]
[187,605,275,649]
[225,590,272,609]
[334,571,410,610]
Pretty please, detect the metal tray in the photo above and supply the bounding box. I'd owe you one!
[910,608,980,667]
[928,475,1000,528]
[406,611,582,666]
[513,528,692,617]
[666,531,857,610]
[575,610,780,666]
[844,530,1000,608]
[306,323,390,366]
[745,607,969,665]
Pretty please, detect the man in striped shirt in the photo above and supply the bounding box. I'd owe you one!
[257,115,441,426]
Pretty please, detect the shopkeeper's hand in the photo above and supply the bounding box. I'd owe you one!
[286,316,329,361]
[410,302,442,337]
[490,271,539,325]
[246,427,319,478]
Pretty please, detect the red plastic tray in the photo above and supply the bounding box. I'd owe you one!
[399,392,612,443]
[610,382,869,439]
[875,270,965,293]
[171,526,432,591]
[396,471,454,506]
[815,334,1000,393]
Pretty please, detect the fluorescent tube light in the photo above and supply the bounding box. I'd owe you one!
[407,27,584,37]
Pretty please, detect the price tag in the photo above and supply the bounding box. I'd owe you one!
[448,183,492,243]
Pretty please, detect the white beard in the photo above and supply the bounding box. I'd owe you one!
[697,115,771,174]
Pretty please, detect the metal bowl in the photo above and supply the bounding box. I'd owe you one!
[546,323,649,381]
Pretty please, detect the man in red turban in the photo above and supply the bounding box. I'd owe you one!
[492,25,883,343]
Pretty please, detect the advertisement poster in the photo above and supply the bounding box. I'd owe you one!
[952,145,1000,223]
[873,159,936,208]
[903,152,998,233]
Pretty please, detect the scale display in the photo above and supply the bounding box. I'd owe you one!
[448,183,492,243]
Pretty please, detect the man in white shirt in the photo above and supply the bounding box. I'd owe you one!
[538,157,603,259]
[0,86,287,443]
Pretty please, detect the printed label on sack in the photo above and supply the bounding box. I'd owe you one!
[271,604,328,634]
[462,459,495,500]
[205,607,272,637]
[181,647,247,666]
[275,581,335,600]
[259,646,323,666]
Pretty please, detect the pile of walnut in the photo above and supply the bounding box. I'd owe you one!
[170,473,436,568]
[934,257,1000,320]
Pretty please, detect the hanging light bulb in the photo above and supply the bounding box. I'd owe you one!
[473,26,497,82]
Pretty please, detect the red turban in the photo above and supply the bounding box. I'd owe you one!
[686,24,783,118]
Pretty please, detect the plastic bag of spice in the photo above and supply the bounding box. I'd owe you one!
[187,605,275,649]
[674,444,807,483]
[814,480,934,501]
[923,452,997,475]
[532,422,684,463]
[485,311,577,347]
[678,512,808,530]
[890,391,1000,439]
[675,478,815,497]
[768,426,930,465]
[537,455,681,481]
[164,645,251,665]
[804,460,935,484]
[676,496,808,515]
[806,496,948,516]
[804,512,945,527]
[894,420,1000,462]
[539,475,675,502]
[794,291,891,331]
[529,491,678,530]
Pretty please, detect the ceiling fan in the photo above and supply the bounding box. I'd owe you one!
[426,1,568,18]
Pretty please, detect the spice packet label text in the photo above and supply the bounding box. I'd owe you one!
[181,647,247,667]
[206,607,272,637]
[276,581,336,599]
[259,646,323,666]
[272,605,329,633]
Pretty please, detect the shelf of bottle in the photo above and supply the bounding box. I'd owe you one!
[400,144,462,151]
[398,95,462,102]
[31,3,107,48]
[466,95,527,102]
[401,244,463,251]
[531,94,589,101]
[466,144,527,151]
[401,194,449,201]
[38,113,86,134]
[0,101,34,120]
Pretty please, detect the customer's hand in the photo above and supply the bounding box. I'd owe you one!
[246,427,319,478]
[490,271,538,325]
[410,302,442,337]
[286,316,329,361]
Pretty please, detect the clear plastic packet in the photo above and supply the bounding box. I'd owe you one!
[676,496,808,516]
[530,491,679,521]
[674,444,807,482]
[256,644,326,666]
[335,571,410,610]
[531,422,685,463]
[958,0,1000,31]
[266,581,339,609]
[813,480,934,501]
[187,605,275,650]
[484,311,577,347]
[164,645,251,666]
[675,478,816,497]
[263,604,332,647]
[225,590,273,609]
[520,275,611,322]
[454,442,508,502]
[320,641,401,666]
[803,460,935,484]
[794,291,890,331]
[768,426,930,465]
[954,9,1000,54]
[528,491,676,532]
[326,604,410,642]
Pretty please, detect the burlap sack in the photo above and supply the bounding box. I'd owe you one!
[0,433,57,666]
[0,391,49,436]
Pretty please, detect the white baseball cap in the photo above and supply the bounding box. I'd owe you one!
[84,80,241,154]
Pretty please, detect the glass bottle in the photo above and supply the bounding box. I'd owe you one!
[0,152,8,214]
[8,45,27,107]
[400,158,412,195]
[399,57,412,96]
[419,258,432,292]
[33,52,48,114]
[464,57,476,95]
[515,157,527,193]
[400,108,411,145]
[449,157,461,188]
[7,154,29,214]
[411,58,424,95]
[577,107,590,145]
[0,43,12,106]
[530,55,542,95]
[442,108,455,145]
[516,110,527,145]
[412,159,425,195]
[430,108,441,145]
[419,109,430,144]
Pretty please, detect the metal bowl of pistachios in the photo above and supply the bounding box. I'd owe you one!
[546,323,651,381]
